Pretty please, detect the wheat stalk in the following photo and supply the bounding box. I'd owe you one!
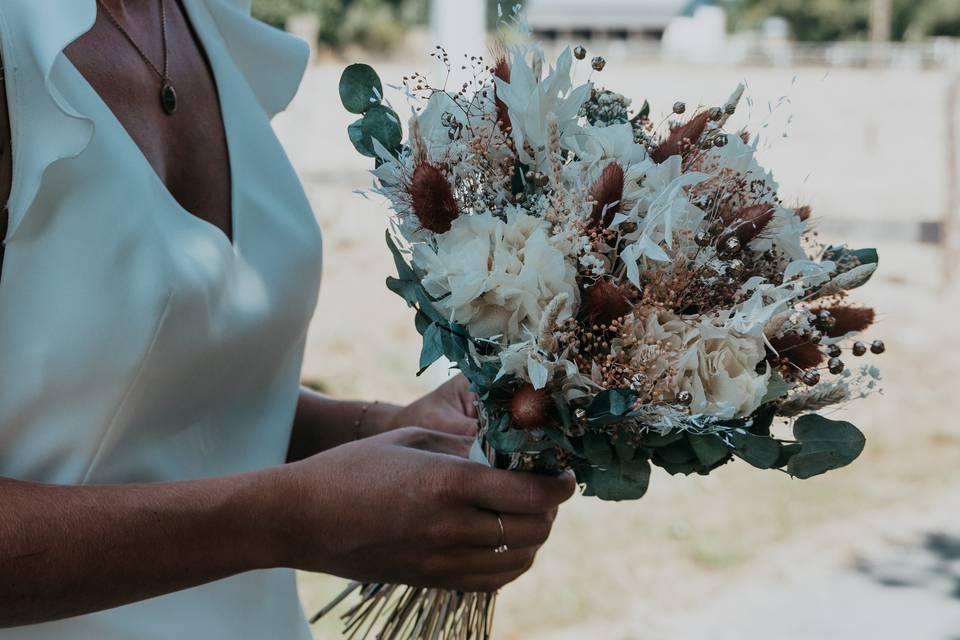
[777,382,850,417]
[810,263,878,299]
[537,292,569,352]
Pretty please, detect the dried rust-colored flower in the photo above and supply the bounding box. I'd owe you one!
[723,204,776,246]
[510,384,555,431]
[795,205,812,221]
[580,280,632,326]
[589,163,625,229]
[651,111,711,164]
[769,332,824,372]
[409,163,460,234]
[815,306,876,338]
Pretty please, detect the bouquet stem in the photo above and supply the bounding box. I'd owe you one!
[312,582,496,640]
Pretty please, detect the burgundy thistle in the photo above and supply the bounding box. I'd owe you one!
[651,111,711,164]
[409,163,460,234]
[510,384,555,431]
[769,332,824,372]
[589,163,625,229]
[816,306,876,338]
[493,57,511,134]
[723,204,776,246]
[581,280,632,325]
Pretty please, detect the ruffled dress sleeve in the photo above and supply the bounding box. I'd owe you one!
[0,0,308,242]
[196,0,309,119]
[0,0,96,241]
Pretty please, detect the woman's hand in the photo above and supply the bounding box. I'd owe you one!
[380,376,479,438]
[268,427,576,593]
[290,377,478,462]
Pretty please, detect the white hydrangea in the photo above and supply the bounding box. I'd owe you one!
[413,211,579,341]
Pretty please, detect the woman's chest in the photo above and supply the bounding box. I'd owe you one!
[64,0,234,241]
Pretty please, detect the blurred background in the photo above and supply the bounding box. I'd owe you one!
[257,1,960,637]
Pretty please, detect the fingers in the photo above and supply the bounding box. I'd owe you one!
[456,569,527,593]
[464,467,577,515]
[442,564,531,593]
[449,376,479,419]
[463,402,479,420]
[429,508,557,549]
[391,427,473,458]
[424,545,539,579]
[435,416,479,438]
[494,509,557,549]
[418,546,539,593]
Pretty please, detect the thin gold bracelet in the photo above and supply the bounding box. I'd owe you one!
[354,400,379,441]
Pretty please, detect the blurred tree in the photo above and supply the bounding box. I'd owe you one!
[252,0,325,28]
[723,0,869,41]
[252,0,428,48]
[314,0,347,47]
[341,0,407,50]
[905,0,960,39]
[723,0,960,41]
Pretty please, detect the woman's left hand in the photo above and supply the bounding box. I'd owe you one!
[385,376,478,438]
[292,377,478,463]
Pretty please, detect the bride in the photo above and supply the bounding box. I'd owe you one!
[0,1,574,637]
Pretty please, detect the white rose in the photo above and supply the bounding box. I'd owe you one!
[677,320,771,419]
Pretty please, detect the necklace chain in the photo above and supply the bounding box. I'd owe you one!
[96,0,170,83]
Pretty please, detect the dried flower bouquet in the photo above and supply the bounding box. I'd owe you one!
[315,12,884,638]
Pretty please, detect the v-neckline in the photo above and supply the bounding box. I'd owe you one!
[69,0,239,250]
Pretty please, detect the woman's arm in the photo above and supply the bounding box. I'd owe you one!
[0,472,274,627]
[288,377,479,462]
[1,428,575,629]
[287,388,403,462]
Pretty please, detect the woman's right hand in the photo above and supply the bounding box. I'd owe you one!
[268,427,577,593]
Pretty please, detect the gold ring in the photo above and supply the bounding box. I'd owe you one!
[494,514,508,554]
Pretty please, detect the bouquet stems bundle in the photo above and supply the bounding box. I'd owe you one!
[312,583,494,640]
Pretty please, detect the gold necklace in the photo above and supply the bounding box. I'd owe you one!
[96,0,178,115]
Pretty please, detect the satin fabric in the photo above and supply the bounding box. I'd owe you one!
[0,0,322,637]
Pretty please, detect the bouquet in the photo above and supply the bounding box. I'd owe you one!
[316,16,884,639]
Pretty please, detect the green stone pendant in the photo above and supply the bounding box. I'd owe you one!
[161,82,178,115]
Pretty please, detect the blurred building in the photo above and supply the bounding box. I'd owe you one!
[525,0,709,41]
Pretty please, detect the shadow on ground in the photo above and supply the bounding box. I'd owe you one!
[855,532,960,602]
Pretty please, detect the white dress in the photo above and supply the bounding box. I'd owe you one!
[0,0,322,637]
